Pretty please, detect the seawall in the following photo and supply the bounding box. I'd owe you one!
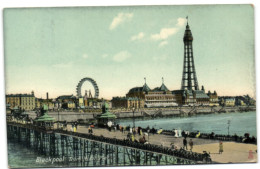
[26,106,256,122]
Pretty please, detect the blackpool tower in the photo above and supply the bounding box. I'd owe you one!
[181,17,199,91]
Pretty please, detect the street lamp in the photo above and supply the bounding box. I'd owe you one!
[132,107,135,134]
[227,120,231,135]
[58,109,60,129]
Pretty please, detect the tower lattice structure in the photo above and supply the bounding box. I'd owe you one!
[181,19,199,91]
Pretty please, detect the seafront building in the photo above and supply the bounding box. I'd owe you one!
[112,79,178,108]
[6,91,36,110]
[35,98,54,109]
[126,80,178,108]
[223,98,236,107]
[145,81,178,107]
[6,94,20,109]
[111,97,144,109]
[218,96,255,107]
[207,90,219,106]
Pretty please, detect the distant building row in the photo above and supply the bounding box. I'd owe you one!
[6,91,110,111]
[5,89,255,111]
[111,82,255,109]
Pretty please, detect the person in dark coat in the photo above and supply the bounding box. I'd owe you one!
[183,137,188,150]
[181,130,186,137]
[189,139,194,151]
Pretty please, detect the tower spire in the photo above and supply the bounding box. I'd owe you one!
[162,77,164,84]
[186,16,189,25]
[144,77,146,84]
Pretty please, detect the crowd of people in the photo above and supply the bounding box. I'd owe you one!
[104,123,199,152]
[182,137,194,151]
[57,120,256,158]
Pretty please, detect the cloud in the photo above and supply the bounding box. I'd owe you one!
[150,17,186,41]
[102,54,108,58]
[113,51,131,62]
[159,41,168,47]
[151,28,178,41]
[109,13,133,30]
[131,32,144,41]
[52,62,73,68]
[176,17,186,27]
[153,55,168,61]
[82,53,89,59]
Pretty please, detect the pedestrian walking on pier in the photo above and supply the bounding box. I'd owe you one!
[131,134,135,142]
[127,133,131,140]
[71,124,74,132]
[64,122,67,130]
[189,139,193,151]
[107,121,112,132]
[120,126,124,134]
[88,126,92,134]
[133,127,137,135]
[219,141,223,154]
[170,142,175,149]
[181,130,186,137]
[124,126,126,133]
[146,125,150,132]
[183,137,188,150]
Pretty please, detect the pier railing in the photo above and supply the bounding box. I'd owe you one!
[161,130,257,144]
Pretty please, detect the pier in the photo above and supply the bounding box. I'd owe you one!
[7,122,208,167]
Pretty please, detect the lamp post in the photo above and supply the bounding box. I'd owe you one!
[58,109,60,129]
[227,120,231,135]
[132,107,135,135]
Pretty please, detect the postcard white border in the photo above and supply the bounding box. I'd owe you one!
[0,1,259,169]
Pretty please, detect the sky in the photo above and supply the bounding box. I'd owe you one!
[3,5,255,99]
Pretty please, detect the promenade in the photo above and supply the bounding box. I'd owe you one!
[71,124,257,164]
[26,105,256,122]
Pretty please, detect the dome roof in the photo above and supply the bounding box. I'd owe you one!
[128,87,143,93]
[128,83,151,93]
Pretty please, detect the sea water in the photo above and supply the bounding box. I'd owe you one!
[117,111,257,137]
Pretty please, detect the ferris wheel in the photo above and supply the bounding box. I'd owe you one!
[76,77,99,98]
